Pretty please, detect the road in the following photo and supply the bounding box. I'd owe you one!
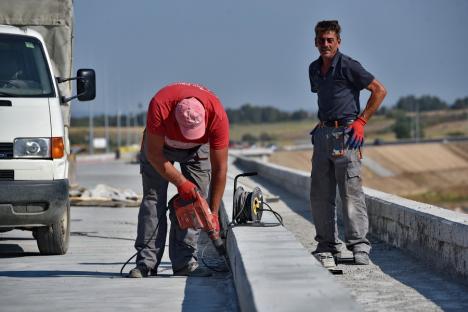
[0,159,238,312]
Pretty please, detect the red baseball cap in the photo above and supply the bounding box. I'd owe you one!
[175,97,206,140]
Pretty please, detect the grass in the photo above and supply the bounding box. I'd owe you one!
[69,108,468,149]
[229,115,397,146]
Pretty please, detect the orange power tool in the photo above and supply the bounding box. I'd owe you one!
[172,192,225,256]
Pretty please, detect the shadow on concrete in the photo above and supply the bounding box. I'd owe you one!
[0,244,39,258]
[180,232,239,312]
[79,261,172,266]
[368,238,468,311]
[0,270,118,278]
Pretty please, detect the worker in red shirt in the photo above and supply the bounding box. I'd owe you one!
[128,82,229,278]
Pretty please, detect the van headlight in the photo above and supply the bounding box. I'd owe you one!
[13,138,51,158]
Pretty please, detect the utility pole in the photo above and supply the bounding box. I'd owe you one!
[415,101,420,143]
[88,102,94,155]
[126,109,131,147]
[104,80,110,153]
[117,108,121,151]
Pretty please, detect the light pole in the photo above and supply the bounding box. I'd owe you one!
[88,101,94,155]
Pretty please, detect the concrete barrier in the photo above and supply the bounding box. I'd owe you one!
[234,156,468,282]
[220,160,361,311]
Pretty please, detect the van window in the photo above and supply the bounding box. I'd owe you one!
[0,34,55,97]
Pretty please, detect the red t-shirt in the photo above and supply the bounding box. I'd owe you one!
[146,82,230,150]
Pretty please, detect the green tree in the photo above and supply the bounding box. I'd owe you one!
[451,97,468,109]
[392,114,412,139]
[259,132,274,142]
[395,95,447,112]
[241,133,258,144]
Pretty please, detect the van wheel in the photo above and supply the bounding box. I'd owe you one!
[35,201,70,255]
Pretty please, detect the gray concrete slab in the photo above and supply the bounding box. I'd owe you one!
[224,160,361,312]
[0,159,237,312]
[0,207,238,311]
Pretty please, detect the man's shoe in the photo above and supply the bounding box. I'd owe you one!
[173,263,212,277]
[128,265,149,278]
[313,252,336,268]
[354,251,370,265]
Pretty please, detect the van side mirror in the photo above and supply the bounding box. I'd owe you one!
[57,69,96,103]
[77,69,96,101]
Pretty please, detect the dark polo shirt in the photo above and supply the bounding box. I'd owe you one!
[309,50,374,121]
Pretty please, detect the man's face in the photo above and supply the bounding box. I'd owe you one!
[315,31,340,60]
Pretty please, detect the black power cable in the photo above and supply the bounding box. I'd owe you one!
[119,216,163,277]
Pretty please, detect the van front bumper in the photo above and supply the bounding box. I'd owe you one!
[0,179,69,227]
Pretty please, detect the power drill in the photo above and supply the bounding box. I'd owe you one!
[171,192,226,256]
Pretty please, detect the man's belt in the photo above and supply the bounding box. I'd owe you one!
[319,119,355,128]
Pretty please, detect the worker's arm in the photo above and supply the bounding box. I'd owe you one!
[346,79,387,149]
[144,131,186,187]
[208,147,228,215]
[360,79,387,122]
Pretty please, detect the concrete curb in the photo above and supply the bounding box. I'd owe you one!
[233,156,468,282]
[219,160,361,311]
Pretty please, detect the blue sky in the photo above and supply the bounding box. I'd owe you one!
[72,0,468,117]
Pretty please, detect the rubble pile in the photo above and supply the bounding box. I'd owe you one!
[70,184,141,207]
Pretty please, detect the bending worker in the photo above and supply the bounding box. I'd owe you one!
[308,20,387,266]
[129,82,229,278]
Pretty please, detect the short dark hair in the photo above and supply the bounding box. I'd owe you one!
[315,20,341,39]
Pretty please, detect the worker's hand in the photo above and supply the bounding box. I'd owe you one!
[345,117,367,149]
[177,180,198,201]
[211,212,220,233]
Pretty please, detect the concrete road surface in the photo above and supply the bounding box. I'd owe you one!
[0,159,238,312]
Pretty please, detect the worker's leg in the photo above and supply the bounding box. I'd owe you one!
[167,144,211,271]
[310,127,343,254]
[134,152,170,271]
[335,147,370,254]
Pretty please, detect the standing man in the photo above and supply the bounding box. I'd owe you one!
[308,20,386,266]
[129,82,229,278]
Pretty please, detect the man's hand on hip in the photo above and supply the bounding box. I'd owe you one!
[177,180,198,200]
[345,117,367,149]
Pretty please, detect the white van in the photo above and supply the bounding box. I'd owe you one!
[0,25,95,254]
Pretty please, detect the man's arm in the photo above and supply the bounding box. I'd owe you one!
[360,79,387,121]
[144,131,186,187]
[208,147,228,215]
[346,79,387,149]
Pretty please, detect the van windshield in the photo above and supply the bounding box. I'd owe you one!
[0,34,54,97]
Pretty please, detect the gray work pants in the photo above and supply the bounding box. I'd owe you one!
[310,126,371,254]
[135,143,211,271]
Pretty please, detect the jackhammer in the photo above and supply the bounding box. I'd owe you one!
[171,192,225,256]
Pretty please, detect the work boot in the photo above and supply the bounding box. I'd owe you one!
[128,264,150,278]
[312,252,336,268]
[354,251,370,265]
[173,262,212,277]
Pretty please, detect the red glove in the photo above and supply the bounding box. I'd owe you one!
[345,117,367,149]
[177,180,197,201]
[211,212,220,233]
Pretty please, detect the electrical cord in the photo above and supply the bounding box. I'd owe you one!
[119,216,163,277]
[200,244,230,273]
[258,202,284,226]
